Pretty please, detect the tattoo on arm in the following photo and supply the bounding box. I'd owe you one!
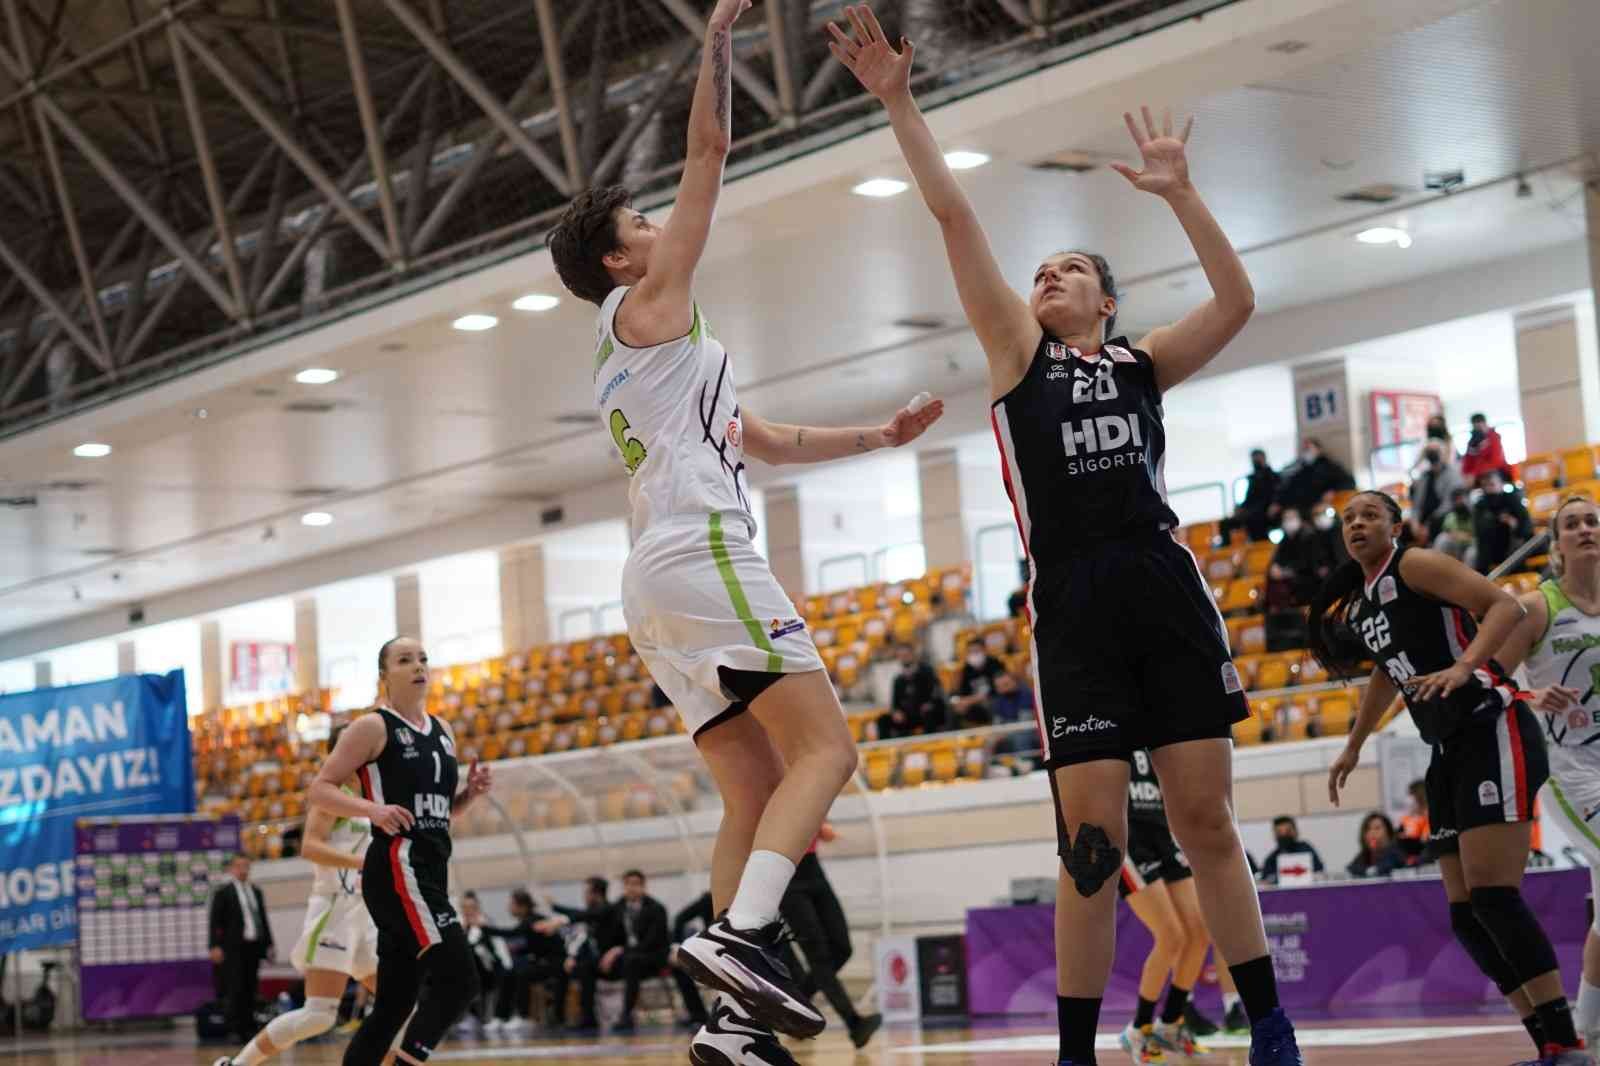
[711,30,730,134]
[855,432,867,451]
[797,428,805,449]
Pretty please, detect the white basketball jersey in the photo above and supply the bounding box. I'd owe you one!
[1524,579,1600,787]
[311,795,371,897]
[593,286,753,541]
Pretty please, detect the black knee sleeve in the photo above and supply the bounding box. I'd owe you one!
[1449,901,1520,995]
[398,925,480,1062]
[1061,823,1123,898]
[1470,886,1561,984]
[344,949,421,1066]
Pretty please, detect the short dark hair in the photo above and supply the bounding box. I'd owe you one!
[1470,412,1487,423]
[549,185,633,306]
[1272,816,1296,829]
[1250,448,1266,458]
[463,890,479,901]
[510,889,533,908]
[622,869,645,883]
[585,876,608,898]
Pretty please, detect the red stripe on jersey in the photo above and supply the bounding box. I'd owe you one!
[1450,607,1472,659]
[390,838,430,948]
[1505,708,1530,820]
[356,765,372,801]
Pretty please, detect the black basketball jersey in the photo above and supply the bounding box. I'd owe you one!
[990,335,1178,568]
[1346,545,1516,744]
[1127,747,1167,826]
[355,707,459,863]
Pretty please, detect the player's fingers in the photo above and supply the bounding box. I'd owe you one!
[825,23,858,60]
[1122,110,1143,145]
[846,5,873,45]
[1162,108,1172,138]
[1108,162,1140,185]
[1181,115,1195,143]
[860,4,889,43]
[1141,105,1157,141]
[826,40,854,70]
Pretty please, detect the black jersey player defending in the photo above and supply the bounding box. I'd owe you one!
[1318,493,1587,1066]
[309,638,493,1066]
[829,7,1298,1064]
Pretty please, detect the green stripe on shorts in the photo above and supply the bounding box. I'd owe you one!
[303,902,335,966]
[708,512,784,673]
[1551,780,1600,854]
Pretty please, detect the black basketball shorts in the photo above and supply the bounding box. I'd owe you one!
[1426,702,1548,856]
[1026,530,1248,768]
[1119,818,1193,899]
[363,835,457,957]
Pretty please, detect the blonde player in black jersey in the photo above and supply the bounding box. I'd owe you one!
[829,7,1296,1065]
[1317,492,1586,1066]
[310,638,493,1066]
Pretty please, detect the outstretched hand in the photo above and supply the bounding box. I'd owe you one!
[826,4,914,103]
[881,396,944,448]
[1109,106,1195,198]
[708,0,753,32]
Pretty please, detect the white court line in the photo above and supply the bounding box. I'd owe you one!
[434,1041,685,1060]
[893,1023,1523,1054]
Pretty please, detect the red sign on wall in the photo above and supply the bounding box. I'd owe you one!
[229,641,294,694]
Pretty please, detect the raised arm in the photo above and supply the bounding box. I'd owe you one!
[628,0,751,324]
[1399,548,1527,702]
[1116,109,1255,393]
[828,6,1037,393]
[741,395,943,466]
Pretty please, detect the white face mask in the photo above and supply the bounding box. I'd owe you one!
[1301,449,1317,464]
[967,652,987,668]
[1282,517,1302,535]
[1313,512,1335,531]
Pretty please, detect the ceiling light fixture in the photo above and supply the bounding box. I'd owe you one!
[944,151,990,170]
[294,368,339,385]
[300,511,333,527]
[452,314,499,332]
[1355,226,1412,249]
[851,178,908,198]
[73,443,111,458]
[512,293,561,312]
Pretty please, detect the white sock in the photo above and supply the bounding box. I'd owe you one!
[1222,992,1241,1013]
[1577,977,1600,1032]
[726,850,796,930]
[232,1038,268,1066]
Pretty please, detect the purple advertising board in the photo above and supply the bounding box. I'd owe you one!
[966,867,1590,1015]
[75,816,241,1020]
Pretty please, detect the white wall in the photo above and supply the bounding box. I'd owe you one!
[45,638,118,687]
[542,520,630,639]
[315,575,395,711]
[419,550,503,665]
[0,658,32,695]
[1163,365,1299,522]
[217,597,296,702]
[795,450,924,592]
[132,619,205,716]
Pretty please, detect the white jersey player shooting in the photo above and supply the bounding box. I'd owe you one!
[548,1,941,1058]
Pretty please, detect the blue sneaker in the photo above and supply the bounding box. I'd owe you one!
[1247,1008,1303,1066]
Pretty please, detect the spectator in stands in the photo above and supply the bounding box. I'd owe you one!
[1224,448,1281,542]
[554,877,613,1033]
[1398,778,1430,848]
[1273,438,1357,520]
[1266,508,1330,609]
[490,889,567,1031]
[459,893,515,1033]
[1460,412,1509,482]
[595,870,670,1033]
[1258,816,1325,884]
[1007,558,1030,619]
[669,893,713,1029]
[1473,469,1533,574]
[1345,813,1406,879]
[1432,487,1476,565]
[879,643,948,738]
[1410,442,1465,539]
[951,639,1007,727]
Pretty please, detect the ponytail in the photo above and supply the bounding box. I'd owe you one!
[1306,559,1368,679]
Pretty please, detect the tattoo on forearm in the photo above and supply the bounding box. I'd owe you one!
[711,30,730,134]
[855,432,867,451]
[797,428,805,449]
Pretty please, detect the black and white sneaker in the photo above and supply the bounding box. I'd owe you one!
[690,995,799,1066]
[676,917,825,1039]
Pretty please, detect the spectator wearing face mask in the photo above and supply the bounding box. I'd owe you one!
[1266,510,1330,609]
[1472,469,1533,574]
[1274,438,1357,520]
[1259,816,1325,885]
[879,644,948,739]
[1224,449,1280,542]
[1410,442,1465,539]
[951,640,1007,727]
[1432,487,1476,566]
[1459,412,1510,482]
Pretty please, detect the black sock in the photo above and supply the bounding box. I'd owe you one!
[1058,996,1102,1064]
[1134,996,1157,1029]
[1535,998,1579,1049]
[1524,1014,1546,1052]
[1161,986,1190,1025]
[1228,955,1281,1024]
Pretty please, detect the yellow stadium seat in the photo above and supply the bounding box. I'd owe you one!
[930,742,959,783]
[864,750,897,790]
[1221,577,1265,614]
[861,612,891,651]
[961,740,990,778]
[1231,653,1262,690]
[1563,447,1598,485]
[1529,486,1564,526]
[1521,453,1560,487]
[1241,542,1276,577]
[1232,714,1262,746]
[901,750,930,787]
[1298,653,1328,686]
[1253,656,1293,692]
[1204,551,1238,583]
[1185,522,1219,552]
[1226,614,1267,655]
[1317,694,1355,736]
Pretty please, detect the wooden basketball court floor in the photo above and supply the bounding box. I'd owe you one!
[0,1017,1544,1064]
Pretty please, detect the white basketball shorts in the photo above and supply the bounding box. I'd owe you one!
[623,511,825,736]
[290,891,378,981]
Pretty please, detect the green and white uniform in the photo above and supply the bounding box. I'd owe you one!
[594,286,823,735]
[1524,578,1600,927]
[289,803,378,980]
